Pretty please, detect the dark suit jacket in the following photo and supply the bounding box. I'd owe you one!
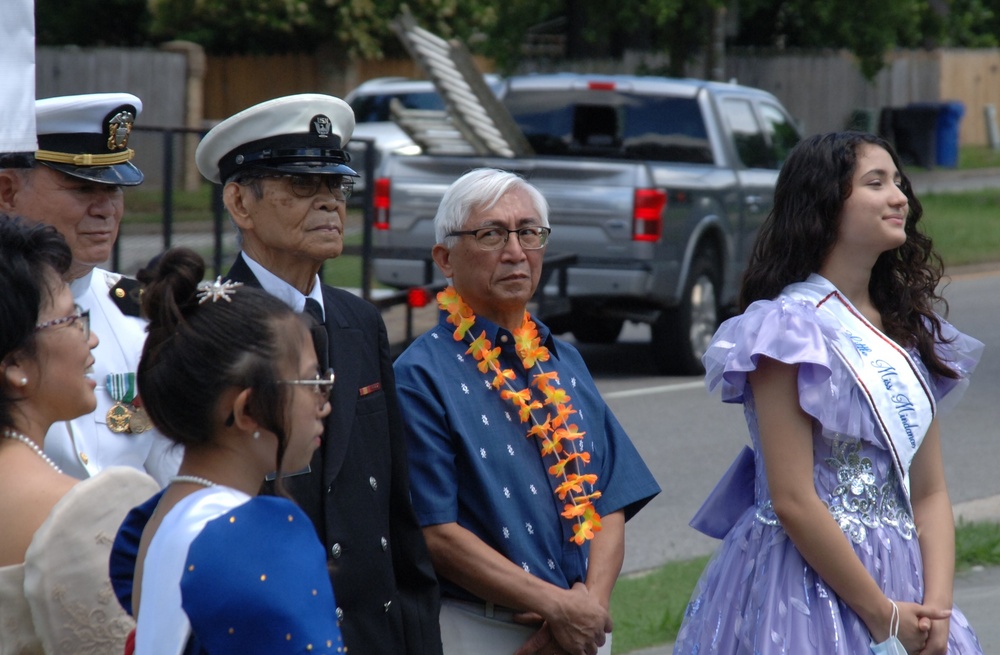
[227,254,442,655]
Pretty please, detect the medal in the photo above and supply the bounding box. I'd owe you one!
[129,403,152,433]
[106,403,132,432]
[106,373,137,434]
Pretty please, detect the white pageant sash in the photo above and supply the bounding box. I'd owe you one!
[785,275,935,500]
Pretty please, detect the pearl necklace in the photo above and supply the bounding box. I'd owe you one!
[2,428,63,474]
[170,474,217,488]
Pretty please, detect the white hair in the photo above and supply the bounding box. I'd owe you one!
[433,168,549,245]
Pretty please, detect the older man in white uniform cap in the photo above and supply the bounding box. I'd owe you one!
[196,93,442,655]
[0,93,181,486]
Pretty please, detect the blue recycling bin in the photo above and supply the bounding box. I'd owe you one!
[935,101,965,168]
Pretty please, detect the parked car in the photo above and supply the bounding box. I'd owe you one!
[371,73,801,374]
[344,76,501,197]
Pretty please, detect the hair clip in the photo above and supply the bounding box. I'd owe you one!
[196,277,242,304]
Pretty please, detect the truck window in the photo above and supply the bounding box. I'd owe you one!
[758,102,799,167]
[722,98,776,169]
[503,90,712,164]
[350,91,445,123]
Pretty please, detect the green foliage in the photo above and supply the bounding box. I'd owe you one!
[732,0,927,79]
[35,0,152,47]
[480,0,697,75]
[148,0,497,57]
[945,0,1000,47]
[35,0,1000,78]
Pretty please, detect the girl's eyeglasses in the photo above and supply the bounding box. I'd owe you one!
[277,369,336,400]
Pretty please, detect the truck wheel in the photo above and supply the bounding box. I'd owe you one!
[652,249,720,375]
[571,318,624,344]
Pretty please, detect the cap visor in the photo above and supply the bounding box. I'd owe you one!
[40,161,144,186]
[255,161,359,178]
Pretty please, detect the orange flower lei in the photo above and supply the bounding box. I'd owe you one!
[438,287,602,545]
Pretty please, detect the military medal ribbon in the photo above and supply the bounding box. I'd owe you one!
[105,372,137,433]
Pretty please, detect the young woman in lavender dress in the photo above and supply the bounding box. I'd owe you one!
[675,132,984,655]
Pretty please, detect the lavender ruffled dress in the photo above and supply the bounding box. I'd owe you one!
[674,285,985,654]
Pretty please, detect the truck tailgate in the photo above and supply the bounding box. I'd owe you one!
[378,154,657,260]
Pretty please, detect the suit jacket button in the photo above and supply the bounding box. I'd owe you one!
[331,543,342,559]
[369,476,378,491]
[380,536,388,551]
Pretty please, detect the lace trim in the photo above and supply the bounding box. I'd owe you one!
[824,438,915,543]
[753,439,915,543]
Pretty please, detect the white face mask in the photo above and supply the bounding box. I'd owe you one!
[870,600,907,655]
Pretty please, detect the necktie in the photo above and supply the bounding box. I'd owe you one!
[303,297,329,367]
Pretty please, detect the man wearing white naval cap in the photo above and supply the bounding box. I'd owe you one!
[0,93,180,486]
[196,94,442,655]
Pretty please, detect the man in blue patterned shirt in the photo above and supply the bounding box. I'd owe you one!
[394,168,660,655]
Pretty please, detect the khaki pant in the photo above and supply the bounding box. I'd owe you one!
[439,598,613,655]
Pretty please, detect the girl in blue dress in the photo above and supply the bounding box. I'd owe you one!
[111,248,342,654]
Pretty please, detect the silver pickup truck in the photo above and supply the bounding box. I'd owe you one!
[371,73,801,374]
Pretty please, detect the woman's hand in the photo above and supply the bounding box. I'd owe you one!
[917,616,951,655]
[872,600,950,653]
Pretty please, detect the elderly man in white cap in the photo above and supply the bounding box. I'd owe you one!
[0,93,180,486]
[195,93,442,655]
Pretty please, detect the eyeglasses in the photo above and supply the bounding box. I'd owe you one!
[447,226,551,251]
[266,174,353,201]
[35,305,90,340]
[278,369,336,401]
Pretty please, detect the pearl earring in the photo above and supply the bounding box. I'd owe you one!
[252,430,260,440]
[18,377,28,386]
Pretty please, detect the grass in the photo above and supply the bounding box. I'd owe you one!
[123,183,216,224]
[958,145,1000,170]
[609,520,1000,653]
[609,555,709,653]
[920,189,1000,267]
[320,230,366,289]
[955,520,1000,570]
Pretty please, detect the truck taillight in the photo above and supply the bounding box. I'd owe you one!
[633,189,666,242]
[374,178,391,230]
[407,287,431,308]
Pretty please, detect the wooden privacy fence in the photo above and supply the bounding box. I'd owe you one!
[728,48,1000,146]
[202,54,486,120]
[35,45,1000,176]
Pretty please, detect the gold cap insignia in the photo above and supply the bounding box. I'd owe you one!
[107,110,135,151]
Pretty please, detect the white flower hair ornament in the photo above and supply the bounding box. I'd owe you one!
[196,277,243,304]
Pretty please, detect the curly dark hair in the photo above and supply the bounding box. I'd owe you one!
[137,247,309,480]
[0,215,73,430]
[740,131,957,379]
